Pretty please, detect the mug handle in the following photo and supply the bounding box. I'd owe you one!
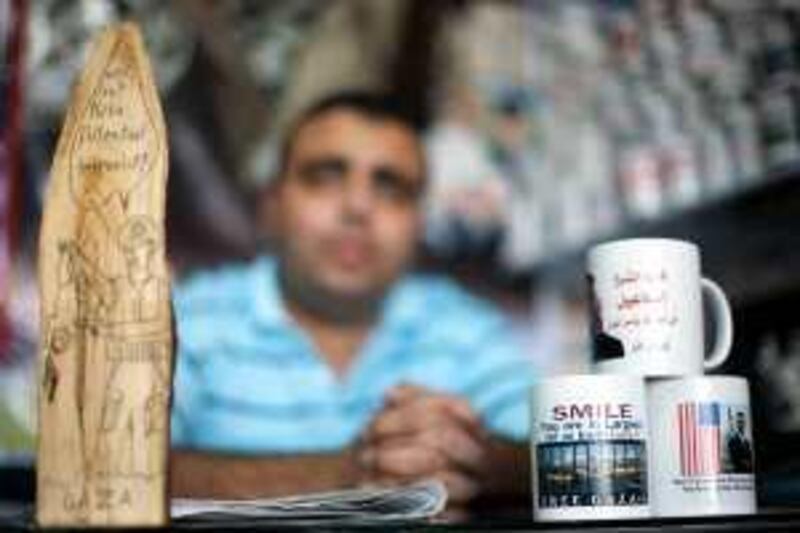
[701,277,734,370]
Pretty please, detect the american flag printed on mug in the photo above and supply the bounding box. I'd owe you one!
[677,402,722,476]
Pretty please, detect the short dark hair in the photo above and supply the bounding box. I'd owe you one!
[277,90,421,179]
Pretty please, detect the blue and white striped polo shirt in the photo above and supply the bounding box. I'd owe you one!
[171,256,535,453]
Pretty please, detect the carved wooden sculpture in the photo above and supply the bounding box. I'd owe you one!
[36,23,172,527]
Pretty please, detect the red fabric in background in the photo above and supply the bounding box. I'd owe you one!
[0,0,26,361]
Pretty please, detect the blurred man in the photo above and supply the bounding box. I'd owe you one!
[170,92,534,510]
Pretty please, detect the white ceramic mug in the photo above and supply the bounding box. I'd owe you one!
[587,238,733,377]
[530,375,650,521]
[647,376,756,517]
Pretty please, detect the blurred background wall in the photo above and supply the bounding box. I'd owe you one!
[3,0,800,505]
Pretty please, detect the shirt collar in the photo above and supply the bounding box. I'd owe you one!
[250,255,290,329]
[379,274,424,333]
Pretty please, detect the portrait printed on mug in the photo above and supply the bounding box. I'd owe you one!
[648,377,756,517]
[674,403,754,477]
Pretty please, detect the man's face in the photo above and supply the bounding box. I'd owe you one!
[273,109,424,304]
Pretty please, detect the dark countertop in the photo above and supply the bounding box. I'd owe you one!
[3,503,800,532]
[4,463,800,531]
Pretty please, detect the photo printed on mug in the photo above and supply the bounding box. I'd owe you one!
[648,377,756,517]
[532,375,651,521]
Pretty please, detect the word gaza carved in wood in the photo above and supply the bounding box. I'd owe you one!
[36,23,173,527]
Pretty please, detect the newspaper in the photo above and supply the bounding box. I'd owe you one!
[171,479,447,524]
